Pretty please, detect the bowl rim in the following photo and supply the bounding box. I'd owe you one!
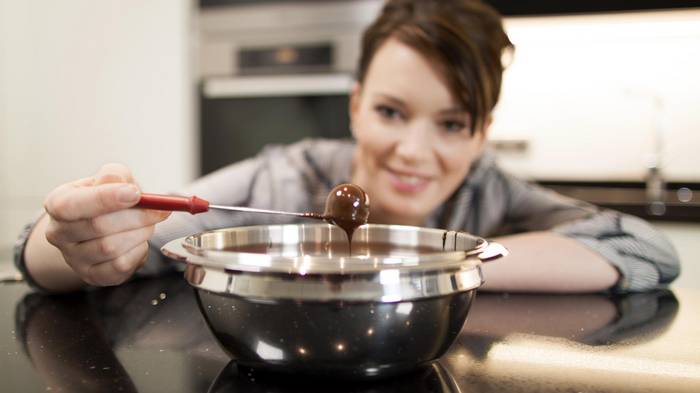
[161,223,492,275]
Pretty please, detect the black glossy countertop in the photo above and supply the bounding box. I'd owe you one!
[1,275,699,393]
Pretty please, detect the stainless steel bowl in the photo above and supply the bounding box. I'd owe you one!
[162,223,507,379]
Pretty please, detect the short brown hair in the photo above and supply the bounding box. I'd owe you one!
[357,0,514,134]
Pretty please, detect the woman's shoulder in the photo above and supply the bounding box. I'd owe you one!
[276,137,354,162]
[463,149,511,190]
[261,138,355,184]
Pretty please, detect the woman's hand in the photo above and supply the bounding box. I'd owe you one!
[42,163,171,286]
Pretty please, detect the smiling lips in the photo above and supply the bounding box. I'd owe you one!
[386,168,431,193]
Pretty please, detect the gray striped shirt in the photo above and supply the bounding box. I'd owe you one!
[15,138,680,292]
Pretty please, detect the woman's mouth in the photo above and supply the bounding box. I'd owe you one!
[386,169,431,193]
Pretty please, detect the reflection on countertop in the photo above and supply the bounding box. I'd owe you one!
[209,361,461,393]
[2,275,699,393]
[444,291,696,393]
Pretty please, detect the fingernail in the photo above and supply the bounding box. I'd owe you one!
[117,185,140,203]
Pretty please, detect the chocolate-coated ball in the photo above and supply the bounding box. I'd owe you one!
[323,183,370,241]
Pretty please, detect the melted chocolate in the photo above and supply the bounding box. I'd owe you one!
[222,241,440,257]
[322,183,370,244]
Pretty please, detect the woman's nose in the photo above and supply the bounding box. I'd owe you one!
[394,122,433,163]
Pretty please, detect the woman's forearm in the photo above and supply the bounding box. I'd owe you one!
[481,231,620,293]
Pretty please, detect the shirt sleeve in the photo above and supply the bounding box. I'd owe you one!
[553,210,680,293]
[494,169,680,293]
[13,211,52,292]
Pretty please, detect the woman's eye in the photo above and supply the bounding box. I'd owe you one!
[442,120,466,133]
[375,105,402,120]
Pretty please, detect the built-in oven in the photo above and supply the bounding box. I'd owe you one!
[200,69,353,174]
[197,0,382,175]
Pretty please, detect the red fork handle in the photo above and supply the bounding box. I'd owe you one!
[137,193,210,214]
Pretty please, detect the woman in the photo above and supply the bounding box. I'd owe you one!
[16,0,679,293]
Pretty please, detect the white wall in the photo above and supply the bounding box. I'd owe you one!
[0,0,196,251]
[492,9,700,182]
[489,9,700,288]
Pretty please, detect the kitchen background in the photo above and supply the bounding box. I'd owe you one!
[1,0,698,287]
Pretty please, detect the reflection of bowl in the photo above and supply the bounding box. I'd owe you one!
[162,224,507,379]
[208,360,461,393]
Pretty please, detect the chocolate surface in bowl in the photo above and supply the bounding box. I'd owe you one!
[221,241,442,257]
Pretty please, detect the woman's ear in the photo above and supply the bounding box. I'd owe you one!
[349,82,362,137]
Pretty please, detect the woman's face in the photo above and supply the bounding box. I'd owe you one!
[350,38,488,225]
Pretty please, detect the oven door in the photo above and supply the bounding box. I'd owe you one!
[200,73,354,175]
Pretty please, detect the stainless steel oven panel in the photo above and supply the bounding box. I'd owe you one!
[203,73,354,98]
[198,0,383,78]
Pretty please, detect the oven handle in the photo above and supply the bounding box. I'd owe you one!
[202,73,355,98]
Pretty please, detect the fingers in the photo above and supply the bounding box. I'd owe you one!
[84,243,150,286]
[41,163,159,287]
[45,182,141,222]
[93,163,135,185]
[63,225,156,266]
[46,208,170,243]
[74,176,96,187]
[44,163,140,222]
